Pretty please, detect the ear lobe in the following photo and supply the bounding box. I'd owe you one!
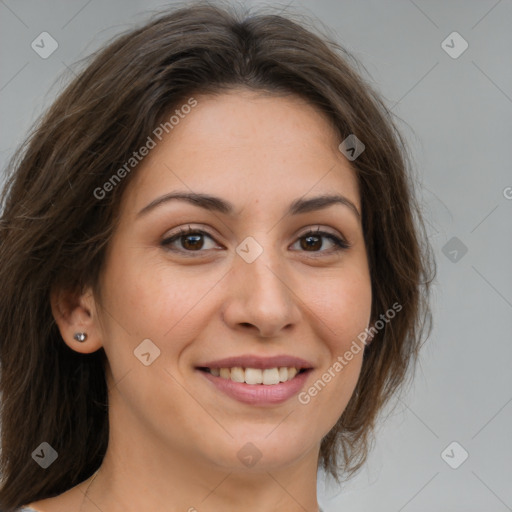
[50,284,103,354]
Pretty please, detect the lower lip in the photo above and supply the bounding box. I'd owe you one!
[197,369,312,405]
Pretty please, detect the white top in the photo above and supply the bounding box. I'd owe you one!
[17,504,324,511]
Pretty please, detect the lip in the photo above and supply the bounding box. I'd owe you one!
[196,354,314,370]
[197,367,313,405]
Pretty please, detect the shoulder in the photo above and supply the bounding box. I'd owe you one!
[18,492,78,512]
[16,497,73,512]
[20,471,97,512]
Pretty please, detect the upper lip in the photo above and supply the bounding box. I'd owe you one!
[196,354,314,370]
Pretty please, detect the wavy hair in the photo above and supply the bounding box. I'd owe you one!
[0,1,434,508]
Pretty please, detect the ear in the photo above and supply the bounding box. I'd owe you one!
[50,284,103,354]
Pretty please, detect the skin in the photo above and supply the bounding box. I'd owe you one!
[33,89,372,512]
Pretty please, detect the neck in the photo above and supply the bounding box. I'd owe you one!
[83,454,321,512]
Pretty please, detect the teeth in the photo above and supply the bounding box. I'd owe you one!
[230,366,245,383]
[262,368,280,385]
[208,366,302,385]
[245,368,263,385]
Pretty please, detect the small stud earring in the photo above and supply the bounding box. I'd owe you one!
[73,332,88,342]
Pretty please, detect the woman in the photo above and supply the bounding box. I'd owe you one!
[0,2,434,511]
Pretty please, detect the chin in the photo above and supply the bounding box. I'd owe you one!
[204,431,316,472]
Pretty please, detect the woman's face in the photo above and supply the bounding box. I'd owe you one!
[92,89,372,473]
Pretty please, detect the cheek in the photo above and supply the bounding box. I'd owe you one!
[306,268,372,351]
[97,254,219,425]
[99,251,221,361]
[296,268,371,422]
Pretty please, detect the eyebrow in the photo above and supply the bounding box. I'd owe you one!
[137,191,360,220]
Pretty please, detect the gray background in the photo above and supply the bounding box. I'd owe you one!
[1,1,511,511]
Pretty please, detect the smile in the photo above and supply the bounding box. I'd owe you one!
[197,367,313,405]
[198,366,306,385]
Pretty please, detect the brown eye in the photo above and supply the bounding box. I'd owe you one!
[300,234,322,251]
[180,233,204,250]
[292,230,350,254]
[161,227,220,253]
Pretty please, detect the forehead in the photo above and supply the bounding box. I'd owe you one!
[122,89,361,216]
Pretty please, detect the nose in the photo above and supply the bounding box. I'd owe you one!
[221,245,302,338]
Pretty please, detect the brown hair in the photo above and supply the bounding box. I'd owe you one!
[0,1,434,508]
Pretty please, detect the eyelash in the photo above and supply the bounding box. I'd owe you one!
[161,226,351,257]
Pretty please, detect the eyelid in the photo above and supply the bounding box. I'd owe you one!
[161,224,351,255]
[161,225,223,252]
[291,227,351,252]
[296,226,349,243]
